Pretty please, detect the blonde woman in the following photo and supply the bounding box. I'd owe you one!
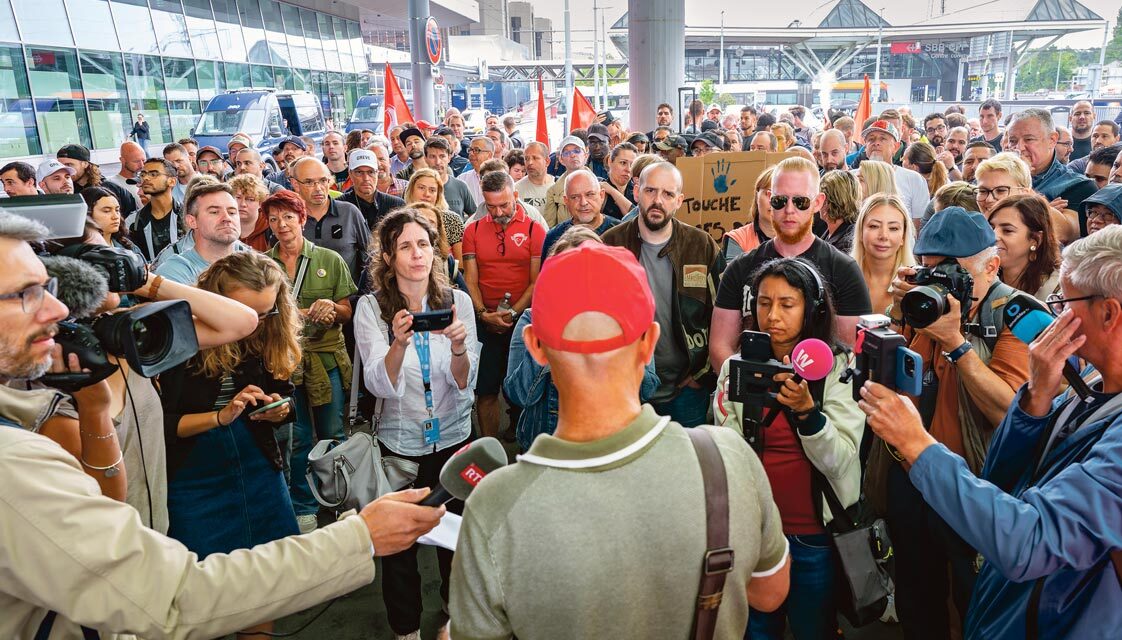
[852,194,916,315]
[405,167,464,263]
[973,152,1032,215]
[857,160,899,202]
[903,141,949,198]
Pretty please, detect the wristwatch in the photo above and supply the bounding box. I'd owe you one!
[943,341,973,364]
[507,308,517,322]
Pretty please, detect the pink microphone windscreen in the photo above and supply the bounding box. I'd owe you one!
[791,338,834,381]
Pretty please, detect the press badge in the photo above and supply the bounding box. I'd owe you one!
[423,417,441,445]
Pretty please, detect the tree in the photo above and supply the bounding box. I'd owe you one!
[698,79,716,106]
[1106,8,1122,64]
[1016,48,1081,93]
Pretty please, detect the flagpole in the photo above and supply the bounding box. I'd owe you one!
[563,0,573,134]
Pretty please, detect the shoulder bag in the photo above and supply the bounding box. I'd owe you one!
[686,427,735,640]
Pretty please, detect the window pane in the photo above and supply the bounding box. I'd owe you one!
[250,64,272,88]
[327,71,344,126]
[79,50,131,150]
[123,53,172,145]
[349,21,366,74]
[280,3,308,69]
[273,66,293,91]
[150,0,194,58]
[291,68,308,91]
[211,0,247,62]
[318,13,339,70]
[301,9,324,70]
[163,57,200,139]
[0,45,41,155]
[67,0,121,51]
[183,0,222,60]
[331,16,352,73]
[237,0,270,65]
[0,1,19,42]
[196,60,225,100]
[260,0,289,67]
[11,0,73,46]
[224,62,251,90]
[26,47,92,151]
[111,0,160,54]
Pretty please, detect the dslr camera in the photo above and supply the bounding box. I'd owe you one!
[900,261,974,328]
[58,243,147,292]
[725,330,792,453]
[841,315,923,400]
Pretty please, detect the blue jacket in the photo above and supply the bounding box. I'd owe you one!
[908,384,1122,639]
[504,309,660,452]
[1031,153,1098,236]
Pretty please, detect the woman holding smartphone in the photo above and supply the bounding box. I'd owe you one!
[354,208,478,640]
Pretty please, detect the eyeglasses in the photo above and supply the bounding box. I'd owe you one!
[139,170,171,179]
[769,195,812,211]
[975,186,1014,200]
[257,305,280,320]
[1056,141,1074,148]
[494,228,506,256]
[0,277,58,314]
[925,124,948,134]
[1086,207,1119,222]
[197,159,225,168]
[468,147,491,155]
[294,177,332,188]
[1045,292,1102,314]
[560,149,584,158]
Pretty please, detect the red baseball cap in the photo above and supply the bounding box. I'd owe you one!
[532,244,655,354]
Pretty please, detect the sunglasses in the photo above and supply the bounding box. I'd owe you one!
[769,195,813,211]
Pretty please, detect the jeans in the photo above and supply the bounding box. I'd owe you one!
[275,423,293,485]
[652,384,711,428]
[886,461,977,640]
[747,533,836,640]
[288,367,346,517]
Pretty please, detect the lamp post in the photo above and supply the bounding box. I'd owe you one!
[872,8,884,104]
[719,11,725,86]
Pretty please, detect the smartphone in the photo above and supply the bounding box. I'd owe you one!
[411,309,453,332]
[248,396,292,417]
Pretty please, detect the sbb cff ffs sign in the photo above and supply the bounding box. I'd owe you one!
[890,42,922,55]
[425,17,442,65]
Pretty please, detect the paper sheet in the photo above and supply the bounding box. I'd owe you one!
[419,512,462,551]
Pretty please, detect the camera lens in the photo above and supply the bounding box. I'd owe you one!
[130,314,171,366]
[901,284,950,328]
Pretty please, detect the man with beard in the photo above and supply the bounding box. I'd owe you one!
[602,162,725,427]
[57,144,138,217]
[585,124,612,180]
[153,182,244,285]
[1,161,38,197]
[861,120,931,221]
[338,149,405,230]
[648,102,674,140]
[35,160,74,195]
[514,141,555,212]
[543,136,589,227]
[970,99,1005,152]
[321,131,349,189]
[1056,126,1075,164]
[233,148,285,193]
[162,142,196,204]
[540,169,619,259]
[817,129,847,173]
[709,157,871,369]
[394,127,427,182]
[107,141,146,200]
[962,141,995,183]
[272,136,306,189]
[740,106,759,149]
[926,114,963,179]
[1069,100,1095,161]
[1068,120,1120,176]
[194,146,228,181]
[126,158,183,261]
[944,126,969,170]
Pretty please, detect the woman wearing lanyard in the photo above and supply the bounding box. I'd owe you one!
[354,208,478,640]
[263,189,357,534]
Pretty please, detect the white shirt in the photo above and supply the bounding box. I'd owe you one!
[106,173,141,200]
[893,165,932,220]
[459,169,484,206]
[353,289,479,456]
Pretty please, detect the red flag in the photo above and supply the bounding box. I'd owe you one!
[569,86,597,132]
[536,77,549,147]
[383,63,414,138]
[854,75,872,141]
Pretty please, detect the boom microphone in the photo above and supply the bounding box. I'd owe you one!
[758,338,835,429]
[1003,293,1093,403]
[419,437,508,507]
[40,256,108,319]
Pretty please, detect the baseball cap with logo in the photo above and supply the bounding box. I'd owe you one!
[532,244,655,354]
[707,103,722,114]
[228,133,253,151]
[57,144,91,163]
[861,120,901,142]
[348,149,378,172]
[654,135,688,152]
[37,159,76,183]
[276,135,307,153]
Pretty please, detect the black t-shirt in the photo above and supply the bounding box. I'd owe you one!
[970,132,1004,153]
[1071,135,1092,161]
[715,236,872,321]
[600,179,634,220]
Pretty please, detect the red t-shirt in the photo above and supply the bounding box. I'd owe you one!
[462,205,546,309]
[759,408,826,535]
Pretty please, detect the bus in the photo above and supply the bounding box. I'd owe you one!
[832,80,889,103]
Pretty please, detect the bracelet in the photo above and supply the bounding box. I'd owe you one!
[451,347,467,357]
[148,274,165,300]
[81,452,124,476]
[215,409,227,427]
[79,429,117,440]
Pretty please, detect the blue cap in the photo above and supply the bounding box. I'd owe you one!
[913,206,996,257]
[1083,183,1122,219]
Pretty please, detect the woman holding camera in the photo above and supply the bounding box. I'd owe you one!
[354,208,478,640]
[713,257,864,640]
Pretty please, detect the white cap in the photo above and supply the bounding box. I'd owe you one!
[559,135,586,151]
[348,149,378,172]
[36,159,75,183]
[707,103,722,113]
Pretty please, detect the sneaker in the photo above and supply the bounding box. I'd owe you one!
[879,593,899,623]
[296,513,318,534]
[394,632,420,640]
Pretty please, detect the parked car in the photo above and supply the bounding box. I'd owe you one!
[193,90,326,171]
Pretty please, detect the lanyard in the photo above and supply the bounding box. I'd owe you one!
[414,330,435,419]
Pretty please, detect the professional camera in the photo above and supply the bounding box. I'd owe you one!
[726,330,792,452]
[900,261,974,328]
[841,315,923,401]
[58,243,147,292]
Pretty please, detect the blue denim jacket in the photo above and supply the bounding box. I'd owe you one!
[503,309,660,452]
[909,383,1122,639]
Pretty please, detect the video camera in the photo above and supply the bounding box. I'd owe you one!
[57,243,147,292]
[901,261,973,328]
[840,315,923,401]
[725,330,792,452]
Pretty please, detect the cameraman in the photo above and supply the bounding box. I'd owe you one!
[0,212,445,638]
[868,206,1030,640]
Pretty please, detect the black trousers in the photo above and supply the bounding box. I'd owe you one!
[378,439,466,635]
[885,460,978,640]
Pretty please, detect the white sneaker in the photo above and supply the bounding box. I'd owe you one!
[296,514,318,534]
[394,632,420,640]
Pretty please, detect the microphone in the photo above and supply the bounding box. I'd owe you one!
[758,338,835,429]
[1003,293,1093,402]
[40,256,108,319]
[419,437,508,507]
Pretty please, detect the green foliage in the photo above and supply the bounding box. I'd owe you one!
[1015,48,1102,94]
[698,79,715,105]
[1107,8,1122,64]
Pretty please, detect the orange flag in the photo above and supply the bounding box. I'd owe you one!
[570,86,597,132]
[536,76,549,147]
[383,63,414,138]
[854,75,872,140]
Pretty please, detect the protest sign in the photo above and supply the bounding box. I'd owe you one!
[674,151,797,243]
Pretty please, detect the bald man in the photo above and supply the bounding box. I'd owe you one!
[107,141,147,200]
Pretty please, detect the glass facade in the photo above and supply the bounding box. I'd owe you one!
[1,0,369,158]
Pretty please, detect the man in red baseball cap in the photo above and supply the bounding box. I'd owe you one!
[450,242,791,640]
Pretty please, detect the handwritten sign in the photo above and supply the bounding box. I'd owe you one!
[675,151,797,243]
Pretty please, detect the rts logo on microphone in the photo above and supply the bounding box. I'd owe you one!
[460,463,486,487]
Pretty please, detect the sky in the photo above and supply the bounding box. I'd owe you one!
[521,0,1120,58]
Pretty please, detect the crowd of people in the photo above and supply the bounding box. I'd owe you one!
[0,94,1120,640]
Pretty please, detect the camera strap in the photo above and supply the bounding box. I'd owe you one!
[291,254,311,300]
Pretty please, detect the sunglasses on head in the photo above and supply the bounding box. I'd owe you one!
[769,195,813,211]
